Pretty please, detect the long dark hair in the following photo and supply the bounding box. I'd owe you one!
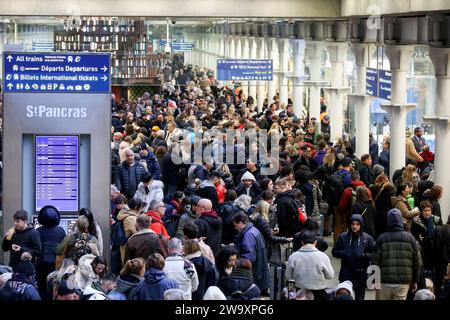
[78,208,98,238]
[91,256,108,279]
[215,245,239,272]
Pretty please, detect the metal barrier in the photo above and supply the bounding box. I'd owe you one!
[269,242,293,300]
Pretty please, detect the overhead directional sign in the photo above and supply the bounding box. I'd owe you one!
[159,39,194,52]
[366,68,378,97]
[217,59,273,81]
[32,42,54,52]
[378,69,392,101]
[3,52,110,93]
[365,68,392,101]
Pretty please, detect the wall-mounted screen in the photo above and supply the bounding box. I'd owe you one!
[35,135,79,212]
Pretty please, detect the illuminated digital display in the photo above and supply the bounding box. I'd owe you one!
[35,135,79,212]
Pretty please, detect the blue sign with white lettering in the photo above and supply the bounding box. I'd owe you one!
[378,69,392,101]
[3,52,110,93]
[366,68,378,97]
[217,59,273,81]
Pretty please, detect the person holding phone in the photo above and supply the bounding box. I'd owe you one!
[2,210,42,271]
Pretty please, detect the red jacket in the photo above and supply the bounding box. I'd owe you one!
[419,150,434,162]
[338,180,367,212]
[215,184,227,204]
[146,210,170,240]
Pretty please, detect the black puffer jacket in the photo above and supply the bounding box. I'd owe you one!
[275,190,303,237]
[115,161,147,198]
[373,209,422,285]
[195,210,223,254]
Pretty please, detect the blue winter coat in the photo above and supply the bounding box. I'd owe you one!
[134,268,178,300]
[116,161,147,198]
[140,151,161,180]
[332,230,375,288]
[1,274,41,300]
[235,223,270,291]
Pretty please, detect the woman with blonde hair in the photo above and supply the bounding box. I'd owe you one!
[369,172,397,237]
[108,258,145,300]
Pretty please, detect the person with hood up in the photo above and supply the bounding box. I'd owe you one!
[1,252,41,300]
[108,258,145,300]
[134,172,164,212]
[233,212,270,295]
[391,182,420,230]
[373,208,423,300]
[274,178,303,237]
[135,253,179,300]
[332,214,375,300]
[334,280,355,300]
[235,171,263,204]
[2,210,42,271]
[184,240,213,300]
[35,205,66,300]
[194,199,223,254]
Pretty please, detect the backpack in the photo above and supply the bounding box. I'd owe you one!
[323,172,350,205]
[111,220,128,247]
[227,284,258,300]
[67,233,93,263]
[349,188,358,213]
[40,240,60,263]
[163,213,181,238]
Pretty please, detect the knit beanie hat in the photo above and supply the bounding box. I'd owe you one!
[241,171,256,182]
[335,280,355,300]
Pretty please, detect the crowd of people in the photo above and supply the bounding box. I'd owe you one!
[1,62,449,301]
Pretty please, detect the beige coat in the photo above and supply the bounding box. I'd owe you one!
[391,196,420,229]
[117,209,140,263]
[405,137,423,163]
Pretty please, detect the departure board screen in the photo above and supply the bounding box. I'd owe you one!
[35,135,79,212]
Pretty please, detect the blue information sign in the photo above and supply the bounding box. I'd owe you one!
[217,59,273,81]
[378,69,392,101]
[366,68,378,97]
[3,52,110,93]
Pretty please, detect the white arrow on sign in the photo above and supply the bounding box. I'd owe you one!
[101,66,108,72]
[101,75,108,81]
[6,55,13,62]
[7,83,13,89]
